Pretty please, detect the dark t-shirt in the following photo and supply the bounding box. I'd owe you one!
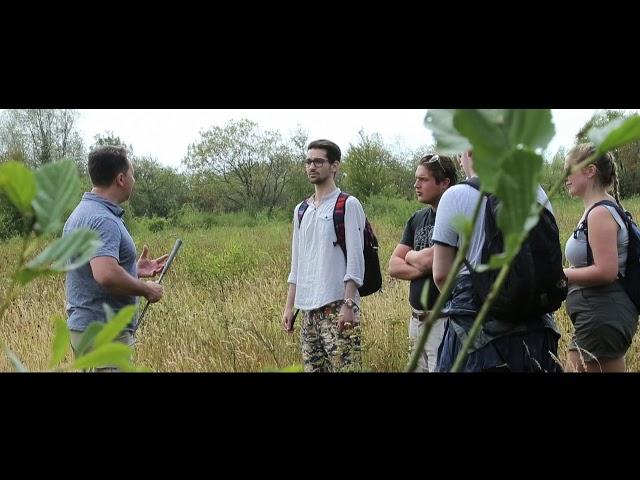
[400,207,437,310]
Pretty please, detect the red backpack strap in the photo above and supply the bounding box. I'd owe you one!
[297,199,311,228]
[333,192,349,258]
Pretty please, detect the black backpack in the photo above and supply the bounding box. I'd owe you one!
[583,200,640,312]
[297,192,382,297]
[462,178,568,322]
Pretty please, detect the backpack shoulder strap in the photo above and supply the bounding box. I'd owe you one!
[586,200,621,217]
[333,192,349,258]
[460,177,482,192]
[297,199,311,228]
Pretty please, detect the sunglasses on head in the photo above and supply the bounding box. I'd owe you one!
[426,154,444,169]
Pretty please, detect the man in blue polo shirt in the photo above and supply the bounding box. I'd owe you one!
[63,145,167,371]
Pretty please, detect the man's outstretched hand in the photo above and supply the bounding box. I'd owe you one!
[137,245,169,278]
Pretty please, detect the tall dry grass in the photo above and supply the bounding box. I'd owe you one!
[1,196,639,372]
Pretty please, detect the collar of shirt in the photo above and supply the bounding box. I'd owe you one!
[82,192,125,218]
[309,188,341,207]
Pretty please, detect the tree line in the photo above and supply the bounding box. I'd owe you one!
[1,109,639,240]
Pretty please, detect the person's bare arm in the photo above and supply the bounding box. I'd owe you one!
[405,246,434,274]
[388,244,424,280]
[90,257,163,303]
[282,283,297,333]
[433,244,457,291]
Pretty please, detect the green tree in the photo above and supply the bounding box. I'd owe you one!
[279,127,310,208]
[576,109,640,198]
[129,156,189,218]
[0,109,85,168]
[92,130,134,152]
[540,146,568,198]
[341,131,415,199]
[183,119,300,213]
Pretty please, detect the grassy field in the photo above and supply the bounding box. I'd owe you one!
[1,196,639,372]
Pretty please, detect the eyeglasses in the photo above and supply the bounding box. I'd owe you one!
[304,158,328,168]
[426,154,444,170]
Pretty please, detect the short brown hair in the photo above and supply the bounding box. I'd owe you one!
[307,139,341,163]
[88,145,130,187]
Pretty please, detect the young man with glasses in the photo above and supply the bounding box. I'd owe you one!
[388,154,458,372]
[281,139,366,372]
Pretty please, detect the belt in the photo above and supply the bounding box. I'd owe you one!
[411,309,432,322]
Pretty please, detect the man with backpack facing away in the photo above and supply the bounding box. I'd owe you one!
[389,154,458,372]
[431,151,563,372]
[281,139,367,372]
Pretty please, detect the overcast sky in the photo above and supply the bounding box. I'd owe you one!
[43,109,639,168]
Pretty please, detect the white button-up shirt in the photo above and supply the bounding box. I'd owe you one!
[287,188,366,311]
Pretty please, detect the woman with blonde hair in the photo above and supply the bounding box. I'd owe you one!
[564,143,638,372]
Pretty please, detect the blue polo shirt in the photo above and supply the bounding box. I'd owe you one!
[63,192,138,332]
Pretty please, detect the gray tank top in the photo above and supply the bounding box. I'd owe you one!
[565,203,628,294]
